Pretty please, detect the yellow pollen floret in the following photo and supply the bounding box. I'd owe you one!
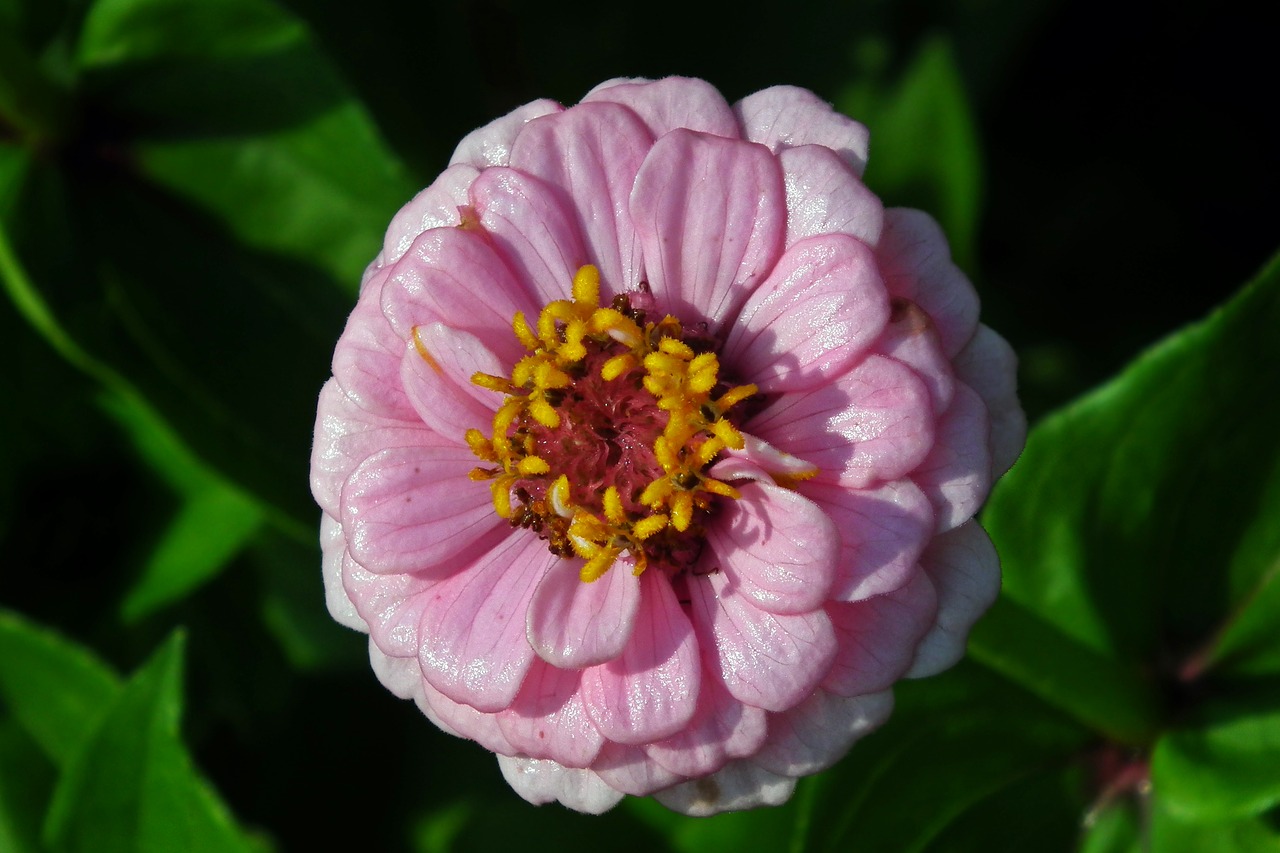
[603,487,627,526]
[670,491,694,532]
[572,265,600,307]
[601,353,637,381]
[517,456,551,476]
[632,515,668,540]
[513,312,539,351]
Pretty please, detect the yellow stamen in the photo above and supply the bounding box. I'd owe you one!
[580,547,618,583]
[572,264,600,307]
[603,487,627,526]
[670,491,694,532]
[518,456,551,476]
[513,312,540,351]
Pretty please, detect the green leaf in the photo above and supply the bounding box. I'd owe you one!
[0,610,121,768]
[968,598,1161,746]
[982,250,1280,731]
[100,391,266,621]
[1152,697,1280,822]
[0,720,58,853]
[77,0,416,288]
[1150,795,1280,853]
[121,487,264,622]
[798,664,1091,853]
[837,36,983,271]
[43,632,260,853]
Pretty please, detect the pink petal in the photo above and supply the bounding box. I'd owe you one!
[778,145,883,246]
[877,208,979,357]
[734,85,871,176]
[747,354,935,489]
[913,383,993,532]
[470,167,590,306]
[320,513,364,631]
[417,532,555,711]
[954,324,1025,477]
[581,570,700,744]
[497,756,624,814]
[873,298,956,415]
[367,640,422,700]
[721,233,889,393]
[906,521,1001,678]
[311,379,443,517]
[510,102,653,297]
[526,556,641,668]
[654,760,796,816]
[630,129,785,330]
[449,98,563,168]
[344,560,438,657]
[690,571,836,712]
[340,445,508,576]
[496,660,604,768]
[706,480,839,615]
[583,76,739,138]
[591,742,685,796]
[383,163,478,263]
[646,654,768,778]
[399,323,503,440]
[753,689,894,777]
[416,676,520,755]
[799,478,935,602]
[331,266,418,420]
[382,227,536,366]
[822,570,938,696]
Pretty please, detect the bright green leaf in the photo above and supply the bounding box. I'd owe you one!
[1151,795,1280,853]
[43,632,260,853]
[0,610,121,768]
[838,36,983,271]
[982,251,1280,727]
[1153,699,1280,822]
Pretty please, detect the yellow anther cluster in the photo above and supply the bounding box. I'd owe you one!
[462,265,757,582]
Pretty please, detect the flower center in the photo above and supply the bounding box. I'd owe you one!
[461,265,756,582]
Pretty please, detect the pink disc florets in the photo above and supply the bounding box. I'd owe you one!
[311,76,1025,815]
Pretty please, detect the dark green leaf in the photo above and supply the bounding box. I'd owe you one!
[982,251,1280,729]
[101,391,265,621]
[43,632,261,853]
[0,610,121,768]
[0,719,58,853]
[799,664,1091,853]
[77,0,416,288]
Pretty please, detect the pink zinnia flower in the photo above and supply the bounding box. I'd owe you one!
[312,77,1024,815]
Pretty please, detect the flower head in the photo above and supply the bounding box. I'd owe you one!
[312,77,1025,815]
